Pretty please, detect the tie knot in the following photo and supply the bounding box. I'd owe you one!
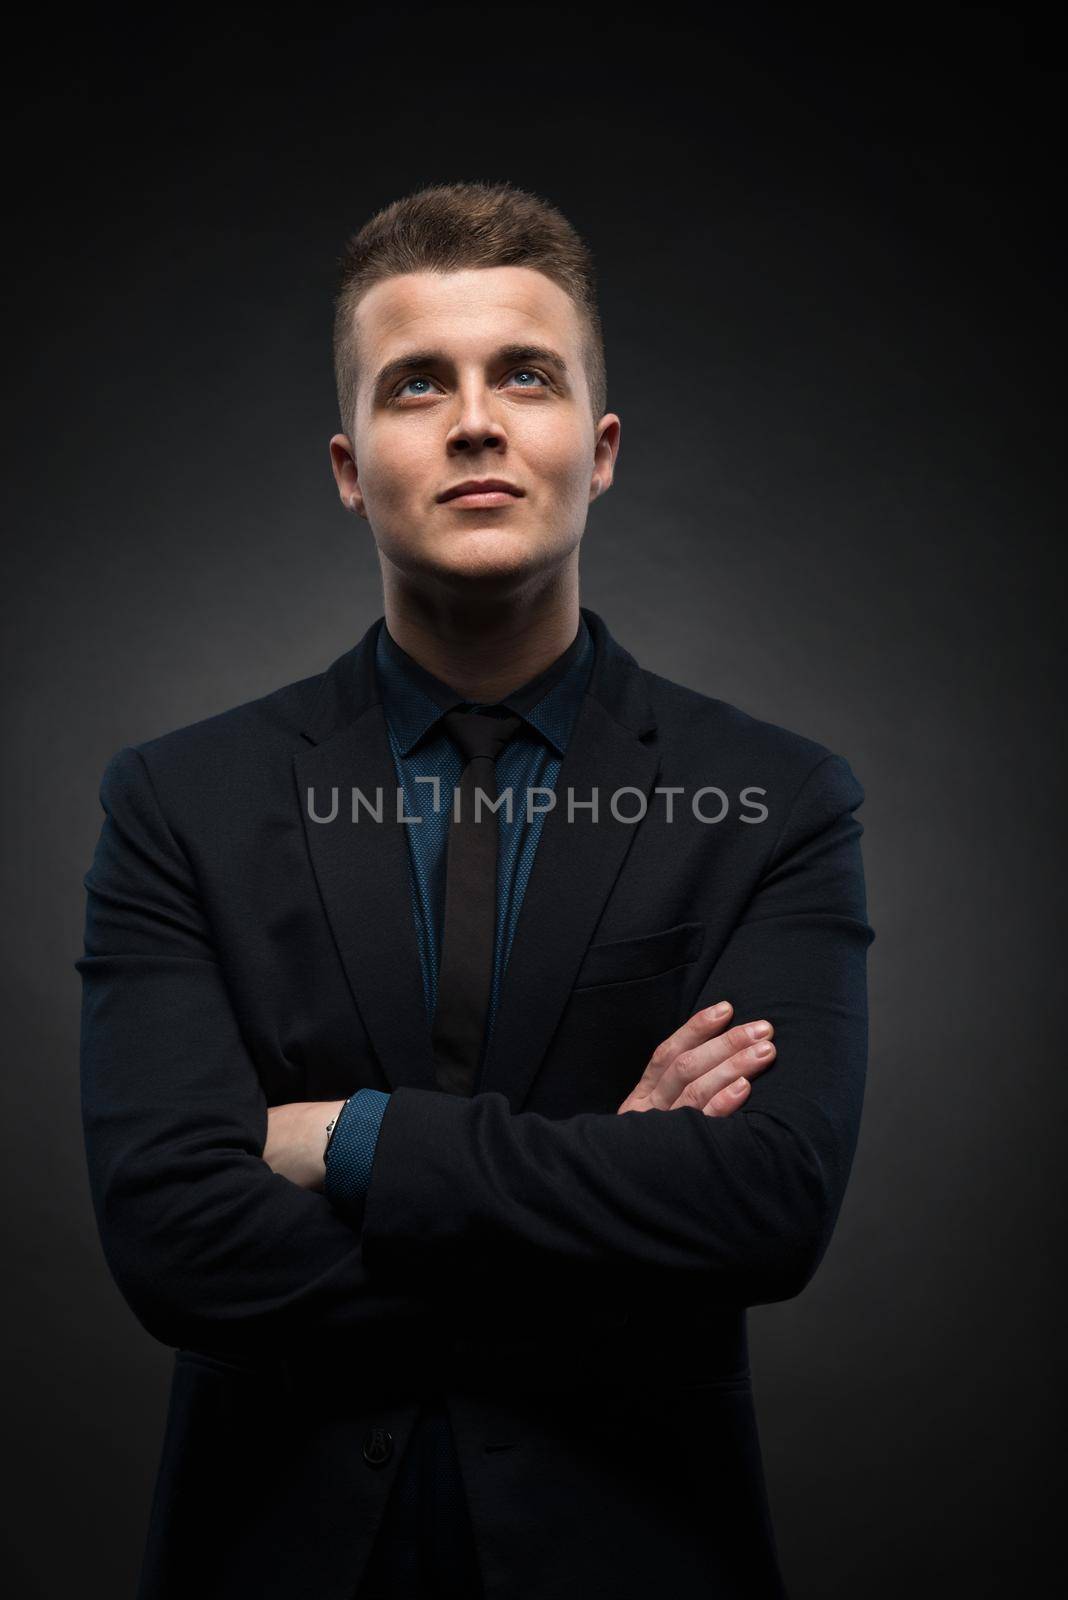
[442,707,524,766]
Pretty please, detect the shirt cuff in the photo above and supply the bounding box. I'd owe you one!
[324,1088,391,1217]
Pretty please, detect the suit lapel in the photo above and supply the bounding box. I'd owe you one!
[292,607,659,1105]
[294,619,440,1093]
[476,611,658,1113]
[477,684,660,1110]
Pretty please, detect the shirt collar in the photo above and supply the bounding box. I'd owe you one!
[375,614,593,758]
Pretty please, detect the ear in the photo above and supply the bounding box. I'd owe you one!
[329,433,363,516]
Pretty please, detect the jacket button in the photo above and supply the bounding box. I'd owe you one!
[362,1427,393,1467]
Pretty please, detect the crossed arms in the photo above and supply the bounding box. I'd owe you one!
[76,745,873,1363]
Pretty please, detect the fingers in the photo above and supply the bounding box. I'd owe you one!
[658,1001,737,1062]
[701,1071,754,1115]
[617,1003,777,1116]
[652,1017,775,1111]
[626,1002,736,1104]
[696,1051,763,1115]
[684,1034,776,1114]
[678,1030,776,1114]
[697,1068,754,1120]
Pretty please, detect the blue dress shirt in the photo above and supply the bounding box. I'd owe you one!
[324,613,594,1205]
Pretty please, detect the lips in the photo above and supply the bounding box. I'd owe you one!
[438,479,523,502]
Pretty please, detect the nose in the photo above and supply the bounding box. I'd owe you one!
[445,380,507,454]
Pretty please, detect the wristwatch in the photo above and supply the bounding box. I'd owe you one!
[324,1098,350,1160]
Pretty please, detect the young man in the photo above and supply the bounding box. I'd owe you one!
[77,181,874,1600]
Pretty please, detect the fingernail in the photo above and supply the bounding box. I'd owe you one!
[732,1077,749,1095]
[749,1021,771,1039]
[708,1002,731,1018]
[753,1042,774,1058]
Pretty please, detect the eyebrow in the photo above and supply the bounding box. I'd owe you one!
[372,343,571,396]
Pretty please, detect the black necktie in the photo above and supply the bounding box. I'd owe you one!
[431,707,524,1097]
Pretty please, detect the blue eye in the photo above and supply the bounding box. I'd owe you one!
[396,376,437,398]
[391,368,549,401]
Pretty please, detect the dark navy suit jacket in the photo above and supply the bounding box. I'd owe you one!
[76,605,875,1600]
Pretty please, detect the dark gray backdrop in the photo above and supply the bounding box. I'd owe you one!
[4,7,1063,1597]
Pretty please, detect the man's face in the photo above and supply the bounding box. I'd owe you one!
[330,266,618,590]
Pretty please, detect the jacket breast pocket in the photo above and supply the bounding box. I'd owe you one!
[571,920,705,990]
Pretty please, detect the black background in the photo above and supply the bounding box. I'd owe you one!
[4,6,1063,1596]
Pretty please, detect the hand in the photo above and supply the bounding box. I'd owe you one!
[262,1099,346,1191]
[617,1002,776,1116]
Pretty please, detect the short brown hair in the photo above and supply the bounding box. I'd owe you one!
[332,180,607,439]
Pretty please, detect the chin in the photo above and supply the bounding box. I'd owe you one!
[401,528,552,581]
[436,550,542,587]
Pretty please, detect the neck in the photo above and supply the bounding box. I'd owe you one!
[380,561,582,704]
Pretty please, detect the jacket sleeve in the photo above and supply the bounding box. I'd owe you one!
[358,752,875,1311]
[324,1088,391,1203]
[76,745,433,1363]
